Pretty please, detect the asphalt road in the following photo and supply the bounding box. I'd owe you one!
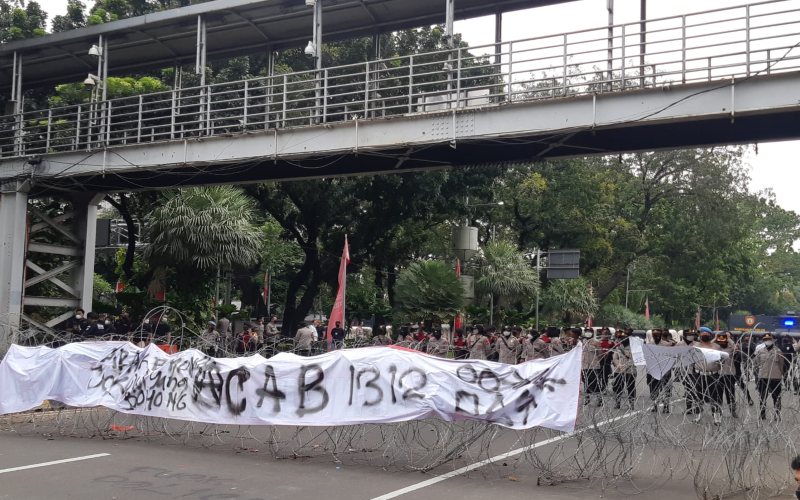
[0,416,707,500]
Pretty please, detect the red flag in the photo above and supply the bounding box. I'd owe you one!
[263,270,270,305]
[115,280,125,293]
[695,306,701,330]
[644,297,650,321]
[326,235,350,342]
[455,258,461,278]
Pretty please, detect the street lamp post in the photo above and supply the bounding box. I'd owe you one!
[463,198,504,326]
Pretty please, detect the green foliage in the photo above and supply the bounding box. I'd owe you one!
[595,304,663,330]
[0,0,47,42]
[346,272,392,323]
[542,277,598,324]
[144,186,260,271]
[475,240,539,300]
[51,0,85,32]
[93,273,115,302]
[395,260,464,322]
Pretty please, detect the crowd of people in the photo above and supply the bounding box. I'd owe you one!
[58,308,800,423]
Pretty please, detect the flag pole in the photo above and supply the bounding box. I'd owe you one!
[342,235,347,329]
[266,267,271,317]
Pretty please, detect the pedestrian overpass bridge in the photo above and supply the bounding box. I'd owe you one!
[1,0,800,332]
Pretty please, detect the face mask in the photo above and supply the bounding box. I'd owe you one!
[700,335,712,342]
[764,341,774,348]
[104,320,111,326]
[582,332,593,339]
[472,330,479,335]
[503,331,511,337]
[718,341,728,347]
[685,335,696,342]
[75,314,83,320]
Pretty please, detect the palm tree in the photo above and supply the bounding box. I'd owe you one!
[144,186,261,307]
[542,277,598,324]
[145,186,261,271]
[475,240,540,324]
[395,260,464,323]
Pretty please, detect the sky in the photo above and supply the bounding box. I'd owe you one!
[31,0,800,213]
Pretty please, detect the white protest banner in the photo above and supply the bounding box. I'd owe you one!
[630,337,730,380]
[0,342,582,432]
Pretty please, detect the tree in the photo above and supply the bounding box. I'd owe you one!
[542,277,598,325]
[475,240,539,324]
[0,0,47,42]
[51,0,85,32]
[144,186,260,271]
[395,260,464,323]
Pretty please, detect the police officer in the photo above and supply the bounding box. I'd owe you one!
[426,330,449,357]
[715,332,738,418]
[647,328,676,413]
[612,331,636,409]
[581,328,603,406]
[693,327,723,425]
[754,333,786,420]
[496,326,519,364]
[681,329,701,416]
[468,325,493,360]
[522,329,549,361]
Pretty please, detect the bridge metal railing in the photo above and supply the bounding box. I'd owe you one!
[1,0,799,160]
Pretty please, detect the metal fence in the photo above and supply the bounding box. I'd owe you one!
[1,0,800,159]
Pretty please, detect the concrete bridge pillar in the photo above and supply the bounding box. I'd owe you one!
[0,180,29,344]
[0,186,103,348]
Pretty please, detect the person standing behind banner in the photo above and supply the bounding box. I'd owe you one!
[426,330,449,357]
[217,312,231,345]
[330,321,346,349]
[681,330,701,416]
[496,326,519,364]
[294,322,315,356]
[200,321,220,357]
[647,329,676,414]
[373,326,392,346]
[468,325,493,360]
[715,332,739,418]
[612,331,637,409]
[453,328,468,359]
[65,308,88,340]
[754,333,786,421]
[581,328,603,407]
[734,333,756,406]
[597,328,614,395]
[692,327,723,425]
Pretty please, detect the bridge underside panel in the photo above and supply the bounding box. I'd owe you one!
[5,73,800,194]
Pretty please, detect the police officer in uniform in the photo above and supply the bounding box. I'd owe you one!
[496,326,519,364]
[715,332,738,418]
[612,331,636,409]
[693,327,723,425]
[647,328,676,413]
[754,333,787,420]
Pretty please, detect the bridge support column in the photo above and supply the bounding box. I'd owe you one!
[72,193,103,315]
[20,193,104,332]
[0,180,29,340]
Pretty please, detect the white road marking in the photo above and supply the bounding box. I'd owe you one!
[370,410,643,500]
[0,453,110,474]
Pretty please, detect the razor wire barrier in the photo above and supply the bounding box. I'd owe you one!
[2,311,800,499]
